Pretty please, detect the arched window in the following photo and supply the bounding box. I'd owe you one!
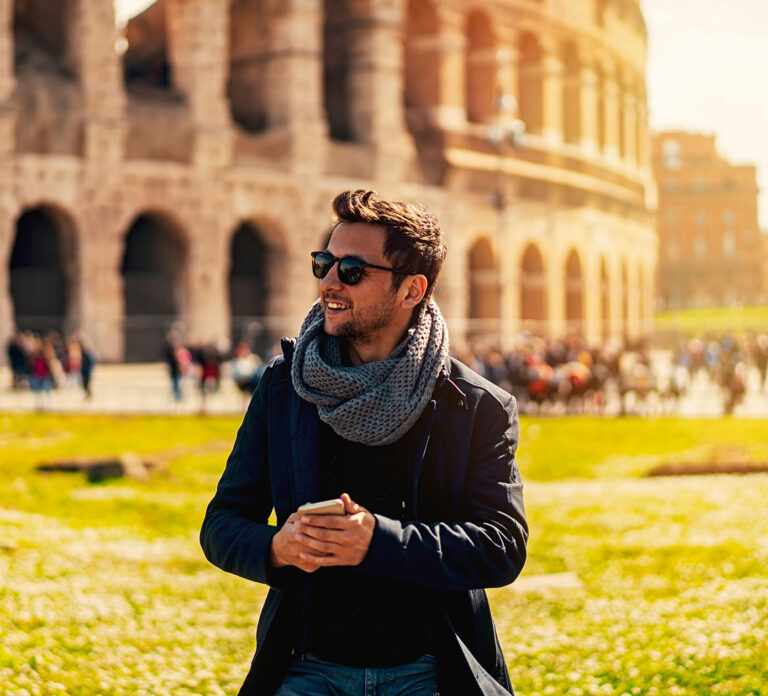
[324,0,356,141]
[123,1,172,91]
[562,43,581,144]
[121,213,188,362]
[468,237,499,339]
[520,244,547,333]
[227,0,269,132]
[13,0,74,75]
[465,11,496,125]
[10,207,77,336]
[518,32,543,135]
[13,0,81,154]
[404,0,440,115]
[229,223,270,352]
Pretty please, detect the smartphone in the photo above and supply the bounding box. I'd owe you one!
[297,499,345,516]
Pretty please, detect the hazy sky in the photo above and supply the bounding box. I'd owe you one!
[114,0,768,227]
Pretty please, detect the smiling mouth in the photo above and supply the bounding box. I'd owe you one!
[324,297,351,311]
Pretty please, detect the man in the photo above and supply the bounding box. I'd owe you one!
[201,190,528,696]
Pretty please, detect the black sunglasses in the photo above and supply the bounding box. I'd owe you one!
[310,251,409,286]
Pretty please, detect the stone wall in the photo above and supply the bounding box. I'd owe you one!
[1,0,657,361]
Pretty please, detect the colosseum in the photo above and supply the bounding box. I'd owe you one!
[1,0,657,361]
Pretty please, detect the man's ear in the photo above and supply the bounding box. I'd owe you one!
[401,275,428,309]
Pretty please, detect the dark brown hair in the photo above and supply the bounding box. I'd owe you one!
[331,190,446,305]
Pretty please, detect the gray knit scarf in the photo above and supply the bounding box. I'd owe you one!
[290,299,449,446]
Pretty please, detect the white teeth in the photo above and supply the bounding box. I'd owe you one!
[327,302,349,310]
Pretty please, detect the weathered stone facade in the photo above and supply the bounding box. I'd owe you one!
[653,131,765,309]
[1,0,656,361]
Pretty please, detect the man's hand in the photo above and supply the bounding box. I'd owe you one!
[269,493,375,573]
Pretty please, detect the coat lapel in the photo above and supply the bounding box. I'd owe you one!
[287,388,319,509]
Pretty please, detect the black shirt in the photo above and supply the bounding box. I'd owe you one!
[303,421,432,667]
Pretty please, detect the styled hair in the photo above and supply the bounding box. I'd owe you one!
[331,190,446,305]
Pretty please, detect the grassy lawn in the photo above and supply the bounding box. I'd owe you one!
[655,304,768,335]
[2,413,767,695]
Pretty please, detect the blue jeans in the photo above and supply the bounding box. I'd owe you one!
[275,653,440,696]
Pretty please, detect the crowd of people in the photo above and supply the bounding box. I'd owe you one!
[163,330,267,405]
[6,329,97,406]
[6,327,768,416]
[461,332,768,415]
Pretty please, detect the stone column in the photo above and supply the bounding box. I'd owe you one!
[186,223,230,346]
[602,62,620,162]
[495,27,519,118]
[577,48,598,155]
[261,0,326,173]
[0,0,16,154]
[583,248,601,344]
[548,248,566,337]
[498,221,520,349]
[432,6,466,131]
[0,202,16,355]
[608,254,624,342]
[70,0,126,163]
[166,0,233,168]
[540,37,563,144]
[346,0,415,181]
[76,210,126,362]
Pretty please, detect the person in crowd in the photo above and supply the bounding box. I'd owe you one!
[164,329,189,403]
[230,340,265,396]
[201,189,528,696]
[7,330,30,390]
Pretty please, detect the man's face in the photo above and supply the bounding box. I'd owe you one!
[319,222,402,345]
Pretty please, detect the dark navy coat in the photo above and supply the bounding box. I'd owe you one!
[200,340,528,695]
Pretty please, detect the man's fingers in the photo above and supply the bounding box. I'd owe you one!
[300,514,350,529]
[295,531,340,554]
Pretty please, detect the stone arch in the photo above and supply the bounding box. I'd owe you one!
[465,9,496,125]
[404,0,440,114]
[467,236,499,339]
[518,32,543,136]
[123,1,172,91]
[599,256,610,341]
[228,221,271,355]
[324,0,357,142]
[564,248,583,335]
[562,42,580,145]
[120,212,189,362]
[227,0,269,132]
[520,243,547,334]
[9,204,79,336]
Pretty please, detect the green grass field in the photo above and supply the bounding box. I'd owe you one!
[2,413,767,695]
[655,304,768,335]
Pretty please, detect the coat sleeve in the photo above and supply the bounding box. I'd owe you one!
[199,362,301,589]
[356,391,528,591]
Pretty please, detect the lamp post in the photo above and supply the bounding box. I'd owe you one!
[485,50,525,345]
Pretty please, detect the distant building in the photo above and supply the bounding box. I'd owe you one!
[1,0,656,361]
[653,132,764,309]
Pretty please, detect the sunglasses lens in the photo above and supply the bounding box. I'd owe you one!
[312,252,334,279]
[338,258,364,285]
